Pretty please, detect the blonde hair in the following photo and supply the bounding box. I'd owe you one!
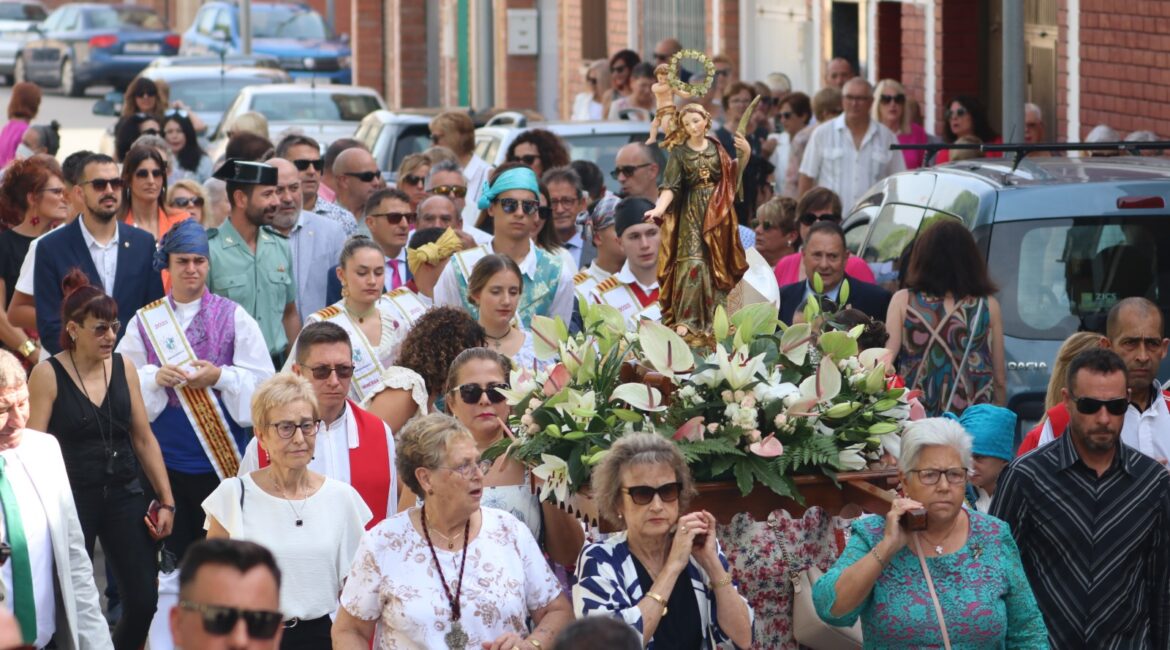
[661,103,711,150]
[396,413,475,497]
[230,112,270,140]
[397,153,430,181]
[429,112,476,156]
[591,433,697,529]
[755,195,797,232]
[1045,332,1104,411]
[250,373,319,433]
[167,180,211,224]
[872,79,910,133]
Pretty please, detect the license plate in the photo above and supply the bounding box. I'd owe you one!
[124,42,160,53]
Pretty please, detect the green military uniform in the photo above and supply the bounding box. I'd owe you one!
[207,219,296,358]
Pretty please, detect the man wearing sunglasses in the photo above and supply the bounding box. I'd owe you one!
[993,348,1170,649]
[323,188,416,304]
[170,539,283,649]
[33,153,164,354]
[332,148,384,236]
[613,143,661,202]
[425,159,491,245]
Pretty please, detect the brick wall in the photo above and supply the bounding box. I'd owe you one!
[876,2,902,82]
[899,2,928,125]
[1056,0,1068,141]
[606,0,629,56]
[560,0,585,120]
[353,0,386,96]
[495,0,540,111]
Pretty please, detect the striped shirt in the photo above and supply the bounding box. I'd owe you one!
[991,431,1170,649]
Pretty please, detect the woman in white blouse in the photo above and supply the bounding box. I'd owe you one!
[203,373,371,649]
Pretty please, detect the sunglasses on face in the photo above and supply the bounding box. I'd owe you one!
[799,212,841,226]
[909,468,967,486]
[946,106,969,119]
[653,52,671,61]
[38,186,66,197]
[880,93,906,105]
[179,602,283,639]
[344,171,380,183]
[586,76,598,85]
[610,163,652,180]
[269,420,322,439]
[306,364,355,380]
[369,211,416,225]
[715,69,731,77]
[779,111,794,120]
[137,90,157,98]
[135,168,164,179]
[292,158,324,172]
[513,154,541,167]
[610,65,628,74]
[622,482,682,506]
[401,174,425,187]
[1071,395,1129,416]
[79,320,121,337]
[430,184,468,198]
[85,178,124,191]
[453,382,509,405]
[495,198,539,215]
[429,133,444,144]
[752,219,779,231]
[170,196,204,208]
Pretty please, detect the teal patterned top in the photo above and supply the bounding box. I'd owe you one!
[813,510,1049,649]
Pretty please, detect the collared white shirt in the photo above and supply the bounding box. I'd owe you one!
[0,446,56,648]
[562,227,585,268]
[768,131,793,194]
[1121,380,1170,464]
[462,155,493,217]
[614,261,659,295]
[798,114,906,210]
[586,263,613,283]
[462,224,493,245]
[78,217,120,294]
[433,240,577,325]
[384,247,409,291]
[238,403,398,519]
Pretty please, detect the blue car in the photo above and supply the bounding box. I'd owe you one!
[14,3,179,96]
[180,2,351,84]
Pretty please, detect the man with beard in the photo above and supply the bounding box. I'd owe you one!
[993,348,1170,648]
[33,153,163,353]
[267,158,346,321]
[206,160,300,367]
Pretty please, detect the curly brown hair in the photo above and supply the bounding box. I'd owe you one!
[505,129,571,171]
[395,307,486,398]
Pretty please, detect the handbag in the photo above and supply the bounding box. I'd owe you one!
[912,534,953,650]
[776,531,863,650]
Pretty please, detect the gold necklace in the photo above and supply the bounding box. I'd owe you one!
[423,508,467,550]
[344,301,378,324]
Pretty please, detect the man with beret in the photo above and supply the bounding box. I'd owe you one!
[117,218,275,650]
[589,197,661,329]
[946,403,1016,512]
[206,159,301,368]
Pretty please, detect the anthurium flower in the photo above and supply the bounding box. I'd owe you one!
[749,434,784,458]
[787,356,843,416]
[542,364,571,396]
[610,382,667,412]
[639,320,694,378]
[780,322,813,365]
[673,416,706,442]
[531,315,568,360]
[532,454,570,503]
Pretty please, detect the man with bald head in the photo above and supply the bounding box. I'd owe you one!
[333,147,383,235]
[825,58,855,89]
[268,157,346,320]
[417,194,459,230]
[613,143,660,201]
[651,37,691,82]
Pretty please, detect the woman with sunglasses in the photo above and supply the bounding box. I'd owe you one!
[336,412,572,650]
[163,111,213,184]
[574,433,752,649]
[505,129,571,181]
[571,59,611,121]
[814,418,1046,648]
[119,145,191,245]
[114,112,163,163]
[167,179,210,227]
[26,270,175,650]
[873,79,929,169]
[604,49,641,110]
[396,153,430,210]
[204,372,372,650]
[935,96,1002,164]
[771,186,876,285]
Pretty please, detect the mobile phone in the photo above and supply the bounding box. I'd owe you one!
[899,508,929,531]
[147,499,163,527]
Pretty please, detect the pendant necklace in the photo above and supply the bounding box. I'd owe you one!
[484,327,510,350]
[344,301,378,324]
[917,512,963,555]
[70,350,118,476]
[425,509,466,549]
[421,503,471,649]
[273,475,308,527]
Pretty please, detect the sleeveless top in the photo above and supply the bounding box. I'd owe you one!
[897,293,994,416]
[46,354,139,489]
[481,469,542,542]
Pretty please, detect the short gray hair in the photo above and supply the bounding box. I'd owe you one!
[1024,102,1042,121]
[898,417,973,472]
[0,350,25,390]
[425,159,465,190]
[541,166,583,197]
[591,433,696,529]
[396,413,475,498]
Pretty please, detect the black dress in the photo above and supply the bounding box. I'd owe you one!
[0,228,33,307]
[631,553,703,650]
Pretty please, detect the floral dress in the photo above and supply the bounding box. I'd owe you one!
[897,293,994,416]
[812,510,1049,649]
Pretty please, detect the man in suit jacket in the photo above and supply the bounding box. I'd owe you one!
[544,167,594,270]
[778,221,891,325]
[34,154,163,354]
[0,350,112,649]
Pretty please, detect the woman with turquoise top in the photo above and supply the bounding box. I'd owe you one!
[813,417,1049,648]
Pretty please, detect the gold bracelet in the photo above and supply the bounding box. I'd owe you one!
[644,591,668,615]
[711,574,733,589]
[526,638,543,649]
[17,339,35,359]
[871,546,886,567]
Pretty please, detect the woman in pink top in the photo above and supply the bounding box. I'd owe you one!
[773,187,876,286]
[0,83,40,167]
[873,79,930,170]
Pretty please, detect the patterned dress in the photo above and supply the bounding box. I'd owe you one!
[897,293,994,416]
[812,510,1049,649]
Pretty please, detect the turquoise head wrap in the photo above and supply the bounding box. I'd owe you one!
[476,166,540,210]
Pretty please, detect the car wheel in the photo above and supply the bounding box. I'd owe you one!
[60,58,82,97]
[12,54,25,85]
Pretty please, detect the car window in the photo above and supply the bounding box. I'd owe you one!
[249,93,380,122]
[213,8,233,35]
[40,5,63,30]
[115,7,164,30]
[54,6,78,31]
[389,124,432,172]
[859,203,926,283]
[991,217,1170,338]
[167,77,275,114]
[561,132,648,193]
[195,7,217,35]
[0,3,46,20]
[475,135,499,166]
[252,6,328,39]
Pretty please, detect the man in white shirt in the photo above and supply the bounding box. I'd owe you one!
[798,77,905,211]
[590,198,661,329]
[543,167,595,269]
[0,350,112,649]
[332,148,383,236]
[239,322,398,523]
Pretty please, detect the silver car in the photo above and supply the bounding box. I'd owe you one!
[0,0,46,81]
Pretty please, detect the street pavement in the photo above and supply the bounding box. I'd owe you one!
[0,84,116,158]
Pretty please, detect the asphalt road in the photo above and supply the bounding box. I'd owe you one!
[0,82,117,158]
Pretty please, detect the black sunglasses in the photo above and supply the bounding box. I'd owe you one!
[179,601,283,639]
[513,154,541,167]
[610,65,628,74]
[135,168,164,179]
[171,196,205,208]
[495,198,539,215]
[653,53,670,61]
[799,212,841,226]
[344,171,380,183]
[1071,395,1128,416]
[586,76,598,85]
[369,211,416,225]
[880,93,906,105]
[622,482,682,506]
[610,163,652,180]
[453,382,509,405]
[80,320,121,337]
[292,158,324,172]
[140,128,160,137]
[401,174,425,187]
[85,177,125,191]
[137,90,157,98]
[945,106,969,119]
[779,111,794,119]
[306,364,355,380]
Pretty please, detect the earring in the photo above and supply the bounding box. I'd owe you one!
[341,284,349,298]
[428,489,434,496]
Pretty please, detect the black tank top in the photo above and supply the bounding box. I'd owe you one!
[46,354,139,489]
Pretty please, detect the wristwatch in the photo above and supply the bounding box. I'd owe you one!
[16,340,35,359]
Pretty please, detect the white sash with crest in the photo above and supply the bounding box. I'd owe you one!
[138,299,241,479]
[383,288,428,325]
[591,277,659,329]
[314,304,386,404]
[453,244,490,278]
[573,270,602,303]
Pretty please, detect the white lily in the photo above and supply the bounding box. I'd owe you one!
[531,454,571,503]
[838,443,868,471]
[715,344,768,391]
[499,367,538,405]
[562,390,598,423]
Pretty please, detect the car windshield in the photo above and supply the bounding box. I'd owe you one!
[0,3,46,20]
[562,132,649,193]
[167,77,275,114]
[249,92,380,122]
[990,217,1170,338]
[253,7,328,39]
[85,7,164,30]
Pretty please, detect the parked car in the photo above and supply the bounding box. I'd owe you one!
[841,153,1170,443]
[145,52,282,70]
[180,1,350,84]
[0,0,46,83]
[354,110,433,183]
[208,83,386,160]
[13,3,179,95]
[475,114,653,194]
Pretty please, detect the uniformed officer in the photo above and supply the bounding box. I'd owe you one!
[206,160,302,368]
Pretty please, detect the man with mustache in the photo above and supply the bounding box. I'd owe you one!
[206,160,301,368]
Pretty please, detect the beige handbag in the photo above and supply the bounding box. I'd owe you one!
[778,535,863,649]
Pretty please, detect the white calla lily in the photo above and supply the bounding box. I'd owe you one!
[610,382,667,412]
[531,454,571,503]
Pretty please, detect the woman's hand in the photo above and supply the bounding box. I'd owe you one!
[666,511,710,573]
[644,205,665,225]
[482,630,532,650]
[883,497,923,553]
[145,506,174,540]
[688,510,722,572]
[733,132,751,159]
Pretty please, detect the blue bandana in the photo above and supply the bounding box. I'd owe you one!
[476,167,540,210]
[153,218,210,272]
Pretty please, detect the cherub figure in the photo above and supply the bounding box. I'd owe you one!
[646,63,692,145]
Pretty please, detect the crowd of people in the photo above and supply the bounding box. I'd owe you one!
[0,41,1165,650]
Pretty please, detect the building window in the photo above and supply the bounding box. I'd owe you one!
[642,0,706,60]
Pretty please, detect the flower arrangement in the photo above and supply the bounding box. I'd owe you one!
[668,49,716,98]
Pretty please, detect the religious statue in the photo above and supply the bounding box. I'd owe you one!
[645,64,692,145]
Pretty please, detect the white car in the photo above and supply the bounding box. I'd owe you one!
[0,0,46,83]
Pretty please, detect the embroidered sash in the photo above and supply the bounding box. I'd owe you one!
[453,245,563,328]
[592,277,660,329]
[573,270,602,303]
[312,304,386,404]
[382,287,428,326]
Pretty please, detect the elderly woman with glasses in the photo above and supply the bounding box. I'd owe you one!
[813,417,1047,649]
[574,433,753,649]
[334,412,572,650]
[203,372,372,650]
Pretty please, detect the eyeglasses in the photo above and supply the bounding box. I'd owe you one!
[136,90,157,98]
[537,206,552,221]
[292,158,324,172]
[37,187,66,196]
[269,420,323,439]
[622,482,682,505]
[369,211,416,225]
[430,184,468,198]
[779,111,794,120]
[164,108,189,118]
[170,196,205,209]
[343,171,380,183]
[549,197,581,209]
[79,320,121,337]
[653,52,671,62]
[178,602,283,640]
[759,97,777,107]
[843,94,872,103]
[305,364,355,380]
[401,174,425,187]
[453,382,509,405]
[715,69,731,77]
[134,168,164,179]
[513,154,541,167]
[440,458,494,479]
[751,219,779,231]
[880,93,906,105]
[908,468,968,486]
[85,178,125,191]
[610,65,628,75]
[945,106,969,119]
[429,133,444,144]
[799,212,841,226]
[140,129,160,137]
[586,76,598,85]
[1071,395,1129,416]
[610,163,652,180]
[495,198,539,215]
